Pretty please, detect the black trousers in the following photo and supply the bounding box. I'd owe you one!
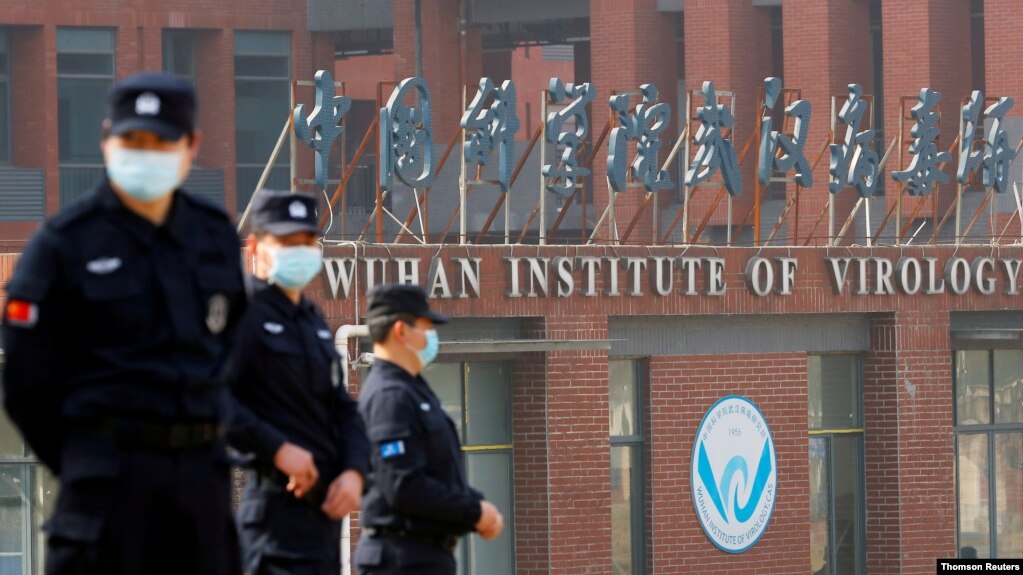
[257,556,333,575]
[237,479,342,575]
[353,534,457,575]
[44,438,239,575]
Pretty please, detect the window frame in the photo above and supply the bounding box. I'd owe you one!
[162,29,198,85]
[423,360,516,575]
[233,30,292,212]
[953,347,1023,559]
[807,353,867,575]
[609,357,647,575]
[0,353,55,575]
[0,28,10,165]
[56,26,116,206]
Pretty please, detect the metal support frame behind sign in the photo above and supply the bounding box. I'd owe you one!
[669,85,738,246]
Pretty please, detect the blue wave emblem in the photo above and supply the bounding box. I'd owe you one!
[697,439,773,525]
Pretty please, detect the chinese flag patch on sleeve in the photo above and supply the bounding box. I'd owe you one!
[5,300,39,328]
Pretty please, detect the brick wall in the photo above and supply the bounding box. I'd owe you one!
[984,0,1023,109]
[682,0,774,230]
[782,0,872,244]
[392,0,466,145]
[891,310,957,574]
[589,0,679,244]
[511,351,550,575]
[544,315,612,575]
[881,0,972,223]
[0,0,317,243]
[648,352,810,573]
[864,313,902,574]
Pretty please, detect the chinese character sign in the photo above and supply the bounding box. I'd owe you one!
[829,84,879,197]
[685,81,742,196]
[892,88,951,197]
[957,90,985,186]
[607,84,673,193]
[758,77,812,187]
[543,78,594,198]
[379,77,435,191]
[294,70,351,190]
[982,97,1015,193]
[956,92,1016,194]
[461,77,520,192]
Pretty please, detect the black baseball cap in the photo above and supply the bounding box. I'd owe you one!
[366,284,449,325]
[108,72,196,140]
[251,189,320,236]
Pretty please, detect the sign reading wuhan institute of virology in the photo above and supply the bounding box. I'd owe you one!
[321,254,1023,300]
[692,395,777,553]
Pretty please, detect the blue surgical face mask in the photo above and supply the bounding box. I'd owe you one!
[106,147,186,202]
[266,245,323,290]
[407,326,440,369]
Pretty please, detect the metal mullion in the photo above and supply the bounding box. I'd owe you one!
[632,443,646,575]
[461,445,512,453]
[989,429,998,558]
[233,76,291,82]
[22,464,33,575]
[988,350,997,557]
[856,433,866,573]
[809,428,865,436]
[827,435,837,575]
[955,422,1023,433]
[955,429,963,557]
[989,351,997,432]
[1,75,9,164]
[462,363,468,446]
[57,73,114,81]
[610,435,643,445]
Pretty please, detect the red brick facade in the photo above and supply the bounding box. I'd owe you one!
[2,1,1022,574]
[291,243,1021,575]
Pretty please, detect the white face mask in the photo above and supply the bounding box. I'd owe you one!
[106,147,186,202]
[264,244,323,290]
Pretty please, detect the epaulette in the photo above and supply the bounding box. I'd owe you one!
[47,192,101,231]
[176,189,232,223]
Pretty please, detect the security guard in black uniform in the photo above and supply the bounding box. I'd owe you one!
[354,284,504,575]
[1,72,245,574]
[225,189,370,575]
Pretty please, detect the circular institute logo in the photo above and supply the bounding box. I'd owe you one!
[691,395,777,553]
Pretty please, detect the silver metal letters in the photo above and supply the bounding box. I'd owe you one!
[380,77,435,190]
[607,84,673,193]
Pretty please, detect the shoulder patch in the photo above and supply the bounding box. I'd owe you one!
[380,440,406,459]
[4,300,39,328]
[6,228,62,301]
[48,193,101,231]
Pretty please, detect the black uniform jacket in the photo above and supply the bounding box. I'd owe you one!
[1,181,247,473]
[225,279,370,488]
[358,359,483,537]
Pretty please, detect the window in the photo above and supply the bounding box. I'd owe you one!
[162,30,197,85]
[610,359,646,575]
[954,349,1023,559]
[808,354,865,575]
[234,31,291,213]
[57,27,115,206]
[0,357,60,575]
[423,362,514,575]
[869,0,885,195]
[970,0,984,94]
[0,29,10,164]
